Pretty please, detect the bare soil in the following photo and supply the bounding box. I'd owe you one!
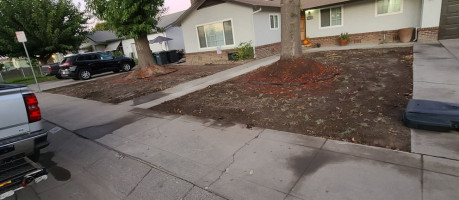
[46,64,237,104]
[153,48,414,151]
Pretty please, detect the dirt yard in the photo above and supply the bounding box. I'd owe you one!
[153,48,414,151]
[46,64,237,104]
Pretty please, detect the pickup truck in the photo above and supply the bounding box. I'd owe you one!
[0,84,49,199]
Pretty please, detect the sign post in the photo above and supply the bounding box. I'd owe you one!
[15,31,40,92]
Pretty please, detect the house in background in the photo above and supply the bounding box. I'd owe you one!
[79,31,124,53]
[173,0,284,65]
[173,0,451,65]
[303,0,446,46]
[122,11,186,59]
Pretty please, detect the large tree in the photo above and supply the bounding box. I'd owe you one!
[280,0,302,60]
[85,0,172,78]
[0,0,88,64]
[92,22,111,31]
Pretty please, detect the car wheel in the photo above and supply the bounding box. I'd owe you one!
[55,74,63,79]
[78,69,91,80]
[121,63,131,72]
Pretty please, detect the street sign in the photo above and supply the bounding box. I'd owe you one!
[15,31,40,92]
[15,31,27,42]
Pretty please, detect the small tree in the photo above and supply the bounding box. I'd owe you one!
[85,0,172,78]
[280,0,302,60]
[0,0,87,64]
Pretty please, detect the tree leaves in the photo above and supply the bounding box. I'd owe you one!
[0,0,88,62]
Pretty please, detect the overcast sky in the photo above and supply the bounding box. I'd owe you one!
[72,0,191,14]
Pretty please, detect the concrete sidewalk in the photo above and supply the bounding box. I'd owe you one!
[411,40,459,160]
[36,92,459,200]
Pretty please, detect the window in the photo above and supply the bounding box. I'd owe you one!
[269,14,279,29]
[100,53,114,60]
[197,20,234,48]
[320,6,342,28]
[376,0,402,15]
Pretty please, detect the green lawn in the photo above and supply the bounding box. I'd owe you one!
[4,75,57,85]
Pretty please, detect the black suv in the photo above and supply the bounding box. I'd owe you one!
[59,52,135,80]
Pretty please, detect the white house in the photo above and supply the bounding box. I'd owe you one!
[79,31,123,53]
[172,0,452,65]
[122,11,186,59]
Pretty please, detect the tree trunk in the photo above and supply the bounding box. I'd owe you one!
[280,0,302,60]
[127,34,175,79]
[135,34,157,68]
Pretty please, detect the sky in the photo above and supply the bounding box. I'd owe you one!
[72,0,191,20]
[72,0,191,28]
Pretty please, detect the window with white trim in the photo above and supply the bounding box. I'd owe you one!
[197,20,234,48]
[320,6,342,28]
[376,0,402,15]
[269,14,279,29]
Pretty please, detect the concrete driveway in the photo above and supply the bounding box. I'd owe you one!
[411,39,459,160]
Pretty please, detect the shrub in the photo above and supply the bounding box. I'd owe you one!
[233,41,254,61]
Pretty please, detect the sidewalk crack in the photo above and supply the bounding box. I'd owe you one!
[208,131,262,188]
[125,168,152,199]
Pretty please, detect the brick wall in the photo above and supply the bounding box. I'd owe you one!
[418,27,439,42]
[308,30,402,47]
[255,42,281,59]
[308,28,439,47]
[185,49,241,65]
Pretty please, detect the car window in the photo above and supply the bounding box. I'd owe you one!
[100,53,113,60]
[76,55,88,61]
[61,56,76,63]
[89,54,100,60]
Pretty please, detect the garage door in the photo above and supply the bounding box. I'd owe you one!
[439,0,459,39]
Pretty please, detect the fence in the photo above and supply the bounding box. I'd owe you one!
[0,67,43,83]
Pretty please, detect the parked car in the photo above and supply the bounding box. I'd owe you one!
[59,52,136,80]
[41,63,62,79]
[0,84,48,199]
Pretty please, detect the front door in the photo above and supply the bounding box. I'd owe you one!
[439,0,459,39]
[301,11,306,40]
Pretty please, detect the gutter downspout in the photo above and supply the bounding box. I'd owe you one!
[252,8,262,58]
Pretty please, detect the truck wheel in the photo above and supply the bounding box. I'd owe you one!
[78,69,91,80]
[30,150,40,162]
[121,63,131,72]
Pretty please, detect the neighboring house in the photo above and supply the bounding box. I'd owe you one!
[172,0,284,65]
[173,0,452,65]
[11,58,30,69]
[122,11,186,59]
[303,0,446,46]
[79,31,123,53]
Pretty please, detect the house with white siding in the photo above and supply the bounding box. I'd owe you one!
[122,11,186,59]
[171,0,451,65]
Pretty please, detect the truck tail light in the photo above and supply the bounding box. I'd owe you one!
[23,94,41,123]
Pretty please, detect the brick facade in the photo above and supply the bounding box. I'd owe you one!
[185,49,243,65]
[255,42,281,59]
[308,27,439,47]
[417,27,439,43]
[308,30,401,47]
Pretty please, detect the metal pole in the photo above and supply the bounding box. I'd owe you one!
[22,42,41,92]
[0,71,3,83]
